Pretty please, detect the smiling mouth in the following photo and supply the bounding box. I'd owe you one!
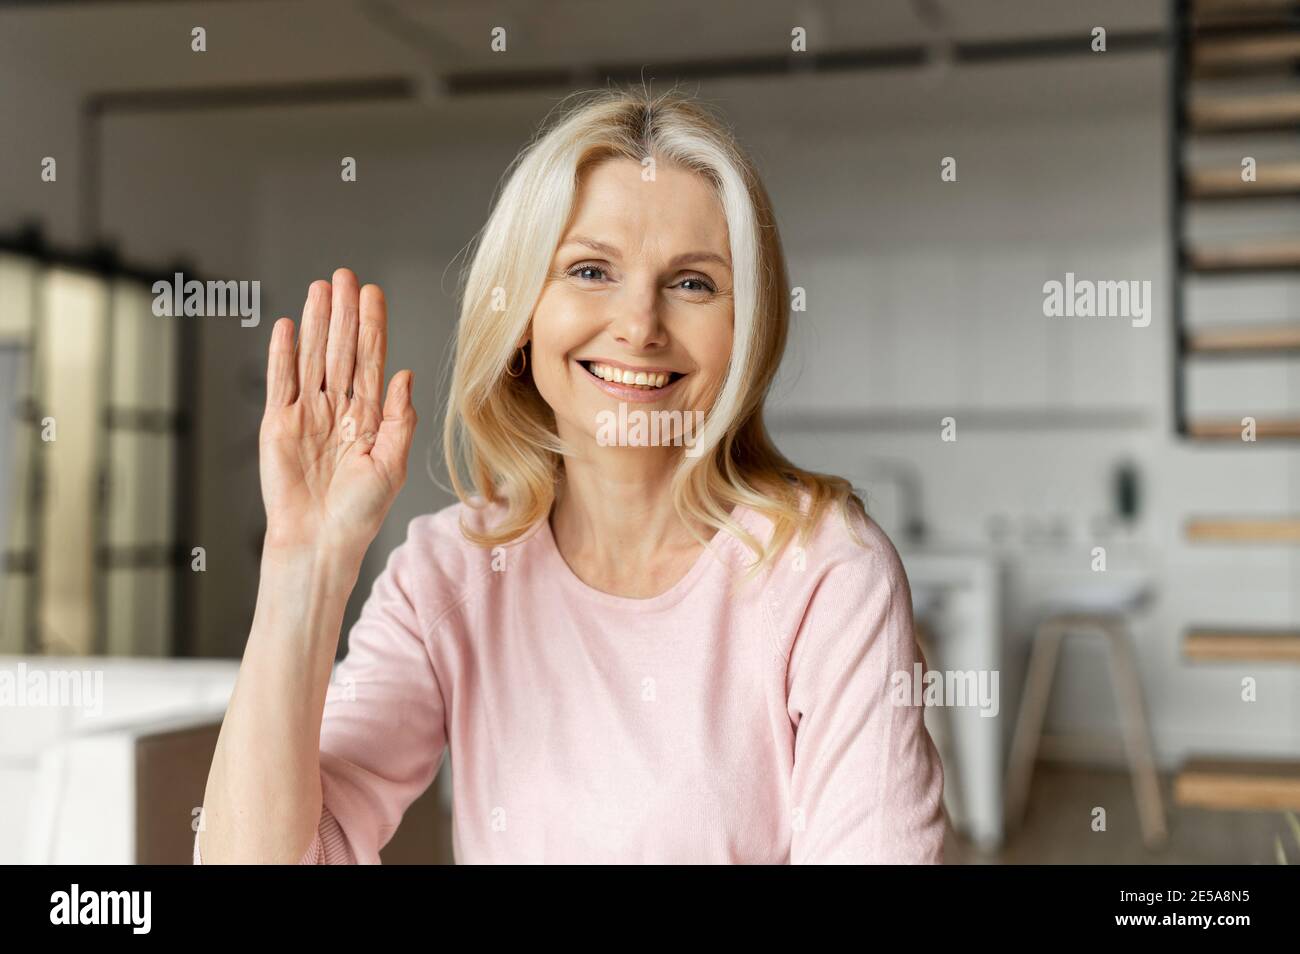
[581,360,684,391]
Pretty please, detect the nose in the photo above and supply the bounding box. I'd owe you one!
[608,276,667,351]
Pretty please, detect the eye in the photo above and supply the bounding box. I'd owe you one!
[675,274,717,294]
[567,262,608,282]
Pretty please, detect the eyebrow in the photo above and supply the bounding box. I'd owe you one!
[562,235,732,272]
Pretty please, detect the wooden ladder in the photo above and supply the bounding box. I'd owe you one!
[1171,0,1300,812]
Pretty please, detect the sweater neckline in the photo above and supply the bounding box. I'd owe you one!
[528,504,753,613]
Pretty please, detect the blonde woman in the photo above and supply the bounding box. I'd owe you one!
[196,88,945,865]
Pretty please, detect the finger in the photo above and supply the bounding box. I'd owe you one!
[326,267,360,396]
[296,280,331,394]
[265,317,297,409]
[371,370,416,484]
[353,284,388,407]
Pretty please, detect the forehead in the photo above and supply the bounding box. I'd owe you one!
[563,158,730,257]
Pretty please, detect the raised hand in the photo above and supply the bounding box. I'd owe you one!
[258,268,416,557]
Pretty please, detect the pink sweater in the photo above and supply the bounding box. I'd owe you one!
[196,499,946,864]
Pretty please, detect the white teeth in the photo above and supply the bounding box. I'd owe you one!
[586,363,672,389]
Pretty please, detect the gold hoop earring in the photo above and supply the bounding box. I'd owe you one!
[506,346,527,378]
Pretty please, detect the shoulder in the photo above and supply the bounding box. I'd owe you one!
[737,489,908,587]
[739,492,913,659]
[379,496,518,626]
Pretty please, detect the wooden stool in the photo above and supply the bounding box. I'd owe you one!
[1005,602,1167,848]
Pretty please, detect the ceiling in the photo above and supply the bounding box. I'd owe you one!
[1,0,1168,98]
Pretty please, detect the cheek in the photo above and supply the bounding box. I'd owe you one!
[528,287,598,413]
[531,285,600,361]
[702,320,734,366]
[682,306,734,381]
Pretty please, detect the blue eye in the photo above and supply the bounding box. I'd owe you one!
[568,264,607,281]
[678,276,716,294]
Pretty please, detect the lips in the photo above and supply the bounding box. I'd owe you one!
[577,359,686,402]
[583,361,680,389]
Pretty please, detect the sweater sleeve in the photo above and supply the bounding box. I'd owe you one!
[193,805,351,864]
[193,521,448,865]
[785,535,947,864]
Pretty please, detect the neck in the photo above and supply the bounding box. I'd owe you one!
[550,444,707,597]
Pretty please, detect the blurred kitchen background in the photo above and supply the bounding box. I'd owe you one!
[1,0,1298,864]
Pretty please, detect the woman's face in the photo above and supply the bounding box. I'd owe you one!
[528,158,734,451]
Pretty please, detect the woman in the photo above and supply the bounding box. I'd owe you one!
[196,88,946,864]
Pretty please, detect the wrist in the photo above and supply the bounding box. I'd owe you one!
[258,538,365,591]
[249,544,363,659]
[261,520,370,566]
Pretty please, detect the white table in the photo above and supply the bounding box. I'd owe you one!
[0,655,239,863]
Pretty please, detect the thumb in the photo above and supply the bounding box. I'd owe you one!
[371,370,416,483]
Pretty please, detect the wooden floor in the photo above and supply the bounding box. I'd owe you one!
[946,764,1290,865]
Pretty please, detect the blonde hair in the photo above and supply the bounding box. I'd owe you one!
[443,85,863,568]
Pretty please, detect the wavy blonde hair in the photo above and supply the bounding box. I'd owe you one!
[443,85,863,568]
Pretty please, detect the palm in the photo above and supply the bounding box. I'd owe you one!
[258,271,416,554]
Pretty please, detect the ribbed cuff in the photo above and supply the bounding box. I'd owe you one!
[192,806,344,864]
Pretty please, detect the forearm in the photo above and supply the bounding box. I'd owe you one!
[199,544,363,863]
